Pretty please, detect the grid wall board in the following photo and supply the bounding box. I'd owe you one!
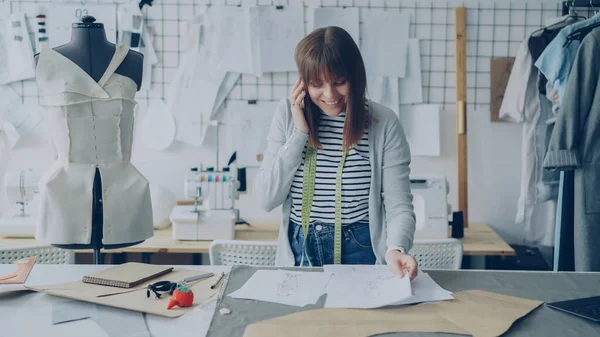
[7,0,570,114]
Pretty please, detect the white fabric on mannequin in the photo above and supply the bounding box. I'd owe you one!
[35,44,153,245]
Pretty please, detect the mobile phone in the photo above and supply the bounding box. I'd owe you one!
[302,86,310,116]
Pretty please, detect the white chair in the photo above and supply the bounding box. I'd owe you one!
[0,245,75,264]
[208,238,463,270]
[209,240,277,266]
[410,238,463,270]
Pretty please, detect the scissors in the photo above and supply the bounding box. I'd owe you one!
[146,272,214,299]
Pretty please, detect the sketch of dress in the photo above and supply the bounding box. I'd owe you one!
[277,273,299,297]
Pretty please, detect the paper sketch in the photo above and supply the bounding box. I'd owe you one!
[228,270,332,307]
[139,25,159,92]
[205,6,253,74]
[167,18,231,147]
[398,39,424,104]
[0,85,28,143]
[397,104,441,156]
[212,72,240,121]
[361,9,410,78]
[11,101,43,135]
[368,76,399,114]
[312,7,359,46]
[225,100,279,167]
[248,4,305,75]
[0,12,35,85]
[141,99,175,151]
[323,265,412,308]
[277,272,300,297]
[393,272,454,306]
[323,265,453,307]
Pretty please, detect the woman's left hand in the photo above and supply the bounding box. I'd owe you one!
[385,250,418,280]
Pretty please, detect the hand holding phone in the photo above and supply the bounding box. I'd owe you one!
[291,78,309,134]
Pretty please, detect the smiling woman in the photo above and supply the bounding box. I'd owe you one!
[254,26,418,281]
[294,26,367,152]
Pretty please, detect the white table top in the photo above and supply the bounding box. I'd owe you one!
[0,264,230,337]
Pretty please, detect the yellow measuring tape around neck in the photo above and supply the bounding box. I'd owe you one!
[300,145,347,266]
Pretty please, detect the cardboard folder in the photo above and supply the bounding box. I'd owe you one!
[26,268,221,318]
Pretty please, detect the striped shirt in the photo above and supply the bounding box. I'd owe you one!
[290,111,371,225]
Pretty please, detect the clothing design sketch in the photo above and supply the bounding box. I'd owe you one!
[34,44,153,245]
[277,273,300,297]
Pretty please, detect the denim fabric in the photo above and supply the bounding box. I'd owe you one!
[288,220,376,266]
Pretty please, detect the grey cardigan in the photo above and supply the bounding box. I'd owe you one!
[254,98,416,266]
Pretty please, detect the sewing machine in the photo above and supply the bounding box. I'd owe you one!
[410,175,452,240]
[171,168,239,241]
[0,170,40,238]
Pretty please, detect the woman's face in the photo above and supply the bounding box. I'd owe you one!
[307,74,350,117]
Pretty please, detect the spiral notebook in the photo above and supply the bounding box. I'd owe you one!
[82,262,174,289]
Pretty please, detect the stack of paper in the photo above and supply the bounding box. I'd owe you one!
[323,265,412,309]
[323,265,453,308]
[228,266,453,309]
[228,270,333,307]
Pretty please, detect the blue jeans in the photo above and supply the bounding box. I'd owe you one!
[288,220,376,266]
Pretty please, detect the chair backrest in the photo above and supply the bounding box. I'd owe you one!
[410,238,463,270]
[208,238,463,269]
[209,240,277,266]
[0,245,75,264]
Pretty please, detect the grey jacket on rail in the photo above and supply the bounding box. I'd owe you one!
[543,28,600,271]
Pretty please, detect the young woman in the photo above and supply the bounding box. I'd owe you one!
[255,26,418,279]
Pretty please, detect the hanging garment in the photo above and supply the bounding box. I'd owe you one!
[499,38,556,246]
[535,91,559,202]
[535,13,600,105]
[34,44,154,245]
[544,28,600,271]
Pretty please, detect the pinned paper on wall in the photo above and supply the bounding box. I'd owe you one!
[140,99,175,151]
[212,72,241,121]
[226,100,278,167]
[361,9,410,78]
[248,4,305,75]
[368,76,399,114]
[397,104,441,156]
[312,7,359,46]
[0,85,24,127]
[41,3,117,48]
[0,121,20,149]
[167,18,234,147]
[0,12,36,85]
[11,101,43,134]
[205,5,254,74]
[139,25,158,92]
[398,39,424,105]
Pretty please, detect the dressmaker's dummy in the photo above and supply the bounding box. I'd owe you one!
[34,16,153,261]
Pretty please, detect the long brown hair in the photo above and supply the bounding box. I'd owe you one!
[294,26,368,152]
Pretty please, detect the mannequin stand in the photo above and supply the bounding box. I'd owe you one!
[35,16,147,264]
[53,169,143,264]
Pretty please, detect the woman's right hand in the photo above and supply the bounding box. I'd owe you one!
[291,78,309,134]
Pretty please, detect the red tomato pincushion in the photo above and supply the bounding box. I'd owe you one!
[167,284,194,309]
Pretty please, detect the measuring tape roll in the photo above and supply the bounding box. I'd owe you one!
[300,145,347,266]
